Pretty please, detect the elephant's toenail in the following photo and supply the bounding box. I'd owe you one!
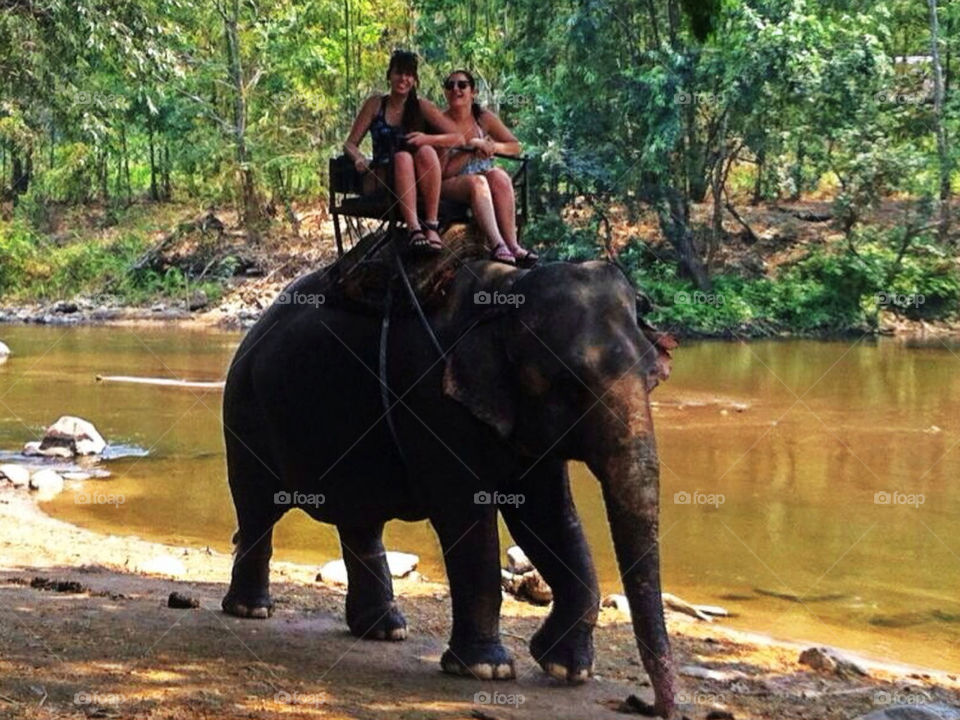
[471,664,494,680]
[545,662,567,680]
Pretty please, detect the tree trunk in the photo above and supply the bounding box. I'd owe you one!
[122,124,131,203]
[98,149,108,202]
[928,0,951,241]
[791,137,804,201]
[659,189,711,291]
[148,121,159,201]
[162,142,172,201]
[752,145,765,205]
[709,116,729,270]
[220,0,262,233]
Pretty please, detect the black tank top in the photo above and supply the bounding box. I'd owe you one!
[370,96,407,167]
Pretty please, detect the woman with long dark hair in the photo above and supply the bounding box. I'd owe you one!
[343,50,460,251]
[438,70,537,266]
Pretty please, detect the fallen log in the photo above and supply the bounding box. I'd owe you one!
[95,375,225,390]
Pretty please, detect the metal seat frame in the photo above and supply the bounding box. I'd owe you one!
[329,153,530,258]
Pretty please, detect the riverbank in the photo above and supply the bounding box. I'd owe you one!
[2,198,958,338]
[2,487,959,719]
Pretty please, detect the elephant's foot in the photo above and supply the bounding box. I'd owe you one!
[347,603,408,641]
[441,642,515,680]
[222,587,273,619]
[530,620,594,684]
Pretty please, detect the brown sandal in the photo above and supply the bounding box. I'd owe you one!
[407,226,440,254]
[491,241,516,265]
[422,220,444,251]
[512,246,539,267]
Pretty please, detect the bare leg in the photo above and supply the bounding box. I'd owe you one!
[392,151,420,230]
[441,174,510,256]
[484,168,518,249]
[413,146,442,247]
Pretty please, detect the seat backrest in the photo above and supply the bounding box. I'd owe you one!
[329,155,365,196]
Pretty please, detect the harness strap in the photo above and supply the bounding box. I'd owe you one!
[393,247,446,358]
[378,233,447,472]
[379,282,411,469]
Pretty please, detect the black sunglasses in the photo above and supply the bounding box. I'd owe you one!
[444,80,470,91]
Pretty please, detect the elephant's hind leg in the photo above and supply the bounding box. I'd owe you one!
[338,524,407,641]
[222,438,285,619]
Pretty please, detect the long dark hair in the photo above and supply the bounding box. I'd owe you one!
[387,50,424,132]
[446,69,484,122]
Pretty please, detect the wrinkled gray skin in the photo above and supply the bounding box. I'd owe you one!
[221,257,676,717]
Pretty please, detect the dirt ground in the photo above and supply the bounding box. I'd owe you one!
[2,488,959,720]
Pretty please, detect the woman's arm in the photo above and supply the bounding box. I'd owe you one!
[414,98,467,147]
[478,110,521,156]
[343,95,379,172]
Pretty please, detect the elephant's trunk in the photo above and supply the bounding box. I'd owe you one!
[588,377,675,717]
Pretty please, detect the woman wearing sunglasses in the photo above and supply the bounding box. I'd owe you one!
[343,50,463,252]
[438,70,537,266]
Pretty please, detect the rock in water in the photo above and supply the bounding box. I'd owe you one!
[856,705,960,720]
[0,463,31,488]
[0,340,9,363]
[506,545,533,574]
[29,469,64,496]
[36,416,107,456]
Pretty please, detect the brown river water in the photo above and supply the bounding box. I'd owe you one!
[1,324,959,672]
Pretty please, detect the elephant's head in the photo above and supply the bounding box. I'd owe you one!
[443,260,676,717]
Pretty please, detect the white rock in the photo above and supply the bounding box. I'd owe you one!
[386,551,418,578]
[29,469,64,494]
[601,594,631,614]
[679,664,747,682]
[317,553,419,585]
[506,545,533,574]
[29,469,65,500]
[38,416,106,456]
[0,340,9,362]
[0,463,31,487]
[138,556,187,577]
[317,559,349,586]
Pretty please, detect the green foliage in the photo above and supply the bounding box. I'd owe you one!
[0,214,228,305]
[623,223,960,336]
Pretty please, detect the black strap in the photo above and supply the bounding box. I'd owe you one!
[379,282,412,470]
[392,248,445,358]
[378,231,446,475]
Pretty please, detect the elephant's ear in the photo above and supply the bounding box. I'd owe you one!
[442,323,515,438]
[636,293,678,390]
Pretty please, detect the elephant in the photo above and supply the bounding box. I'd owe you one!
[220,239,678,717]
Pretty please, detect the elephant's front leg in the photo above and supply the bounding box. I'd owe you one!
[434,508,515,680]
[338,524,408,640]
[501,460,600,683]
